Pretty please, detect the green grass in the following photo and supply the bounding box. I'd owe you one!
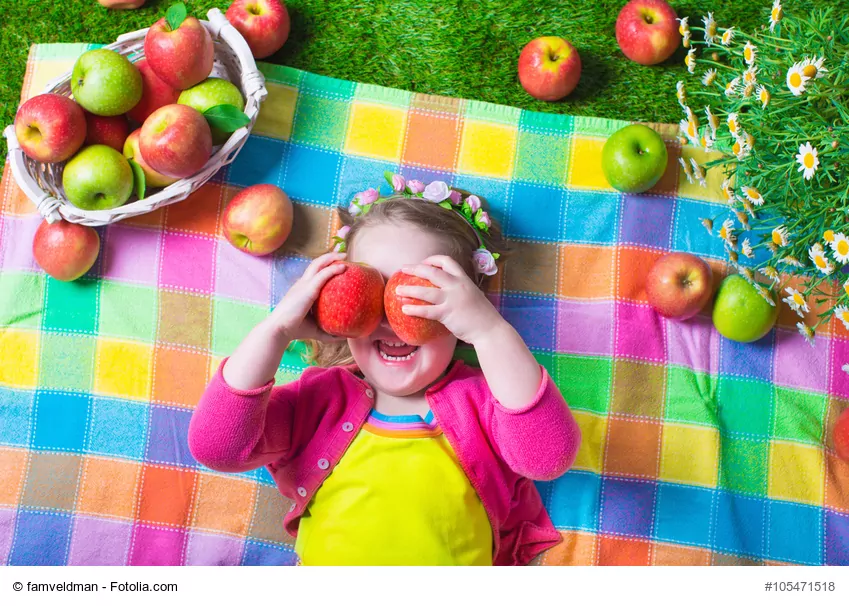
[0,0,830,163]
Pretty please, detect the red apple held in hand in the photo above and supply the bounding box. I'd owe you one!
[144,15,214,90]
[616,0,681,66]
[384,272,450,346]
[14,94,86,163]
[84,112,129,152]
[646,252,713,320]
[517,37,581,101]
[123,129,178,188]
[314,262,385,338]
[139,104,212,178]
[32,219,100,281]
[223,184,293,256]
[225,0,291,59]
[835,408,849,462]
[126,59,180,124]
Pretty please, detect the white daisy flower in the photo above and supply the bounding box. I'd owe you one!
[702,69,718,87]
[725,77,740,97]
[770,0,783,32]
[679,157,695,184]
[754,283,776,307]
[739,267,754,282]
[757,85,770,109]
[797,322,815,346]
[809,243,834,275]
[676,81,687,108]
[685,49,697,74]
[735,210,750,230]
[830,232,849,263]
[743,66,758,86]
[683,30,691,48]
[720,178,736,204]
[732,137,749,160]
[783,287,810,317]
[703,13,718,45]
[679,118,698,144]
[824,230,836,244]
[705,106,719,136]
[701,218,713,234]
[779,256,803,268]
[718,219,737,248]
[742,186,764,206]
[743,42,757,66]
[796,142,819,180]
[743,200,756,218]
[742,239,754,258]
[720,27,735,46]
[678,16,690,37]
[691,158,707,186]
[843,364,849,375]
[834,306,849,331]
[772,225,790,247]
[742,83,755,98]
[759,266,780,283]
[786,62,810,96]
[727,112,740,137]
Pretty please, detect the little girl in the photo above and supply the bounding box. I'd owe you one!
[188,176,581,566]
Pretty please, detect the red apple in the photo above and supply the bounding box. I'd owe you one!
[123,129,178,188]
[517,37,581,101]
[384,272,450,346]
[97,0,145,8]
[126,59,180,124]
[646,252,713,320]
[84,112,129,152]
[14,94,86,163]
[139,104,212,178]
[223,184,294,256]
[32,219,100,281]
[615,0,681,66]
[225,0,291,59]
[835,408,849,462]
[315,262,385,338]
[144,16,214,90]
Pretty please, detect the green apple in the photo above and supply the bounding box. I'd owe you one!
[713,275,778,343]
[178,78,245,144]
[601,124,668,193]
[62,145,133,211]
[71,49,142,116]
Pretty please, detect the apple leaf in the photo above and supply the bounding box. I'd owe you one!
[203,104,251,133]
[166,2,188,31]
[128,159,146,200]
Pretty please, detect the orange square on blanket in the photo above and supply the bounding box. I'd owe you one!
[152,346,210,409]
[193,473,256,536]
[165,183,224,236]
[604,416,661,479]
[825,452,849,513]
[0,448,28,506]
[77,457,142,519]
[402,111,461,171]
[137,465,198,526]
[559,244,615,299]
[598,535,651,565]
[616,247,665,303]
[1,167,37,216]
[123,207,166,228]
[653,542,711,565]
[536,530,596,565]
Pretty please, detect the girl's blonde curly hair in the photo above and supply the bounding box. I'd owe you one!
[305,192,507,367]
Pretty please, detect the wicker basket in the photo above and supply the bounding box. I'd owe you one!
[3,8,267,226]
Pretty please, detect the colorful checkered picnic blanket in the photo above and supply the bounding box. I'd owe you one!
[1,43,847,566]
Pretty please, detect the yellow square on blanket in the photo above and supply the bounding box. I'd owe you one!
[768,441,825,506]
[659,423,719,487]
[571,410,607,474]
[344,102,407,161]
[457,120,516,180]
[0,329,39,389]
[94,339,154,401]
[567,137,614,191]
[253,82,298,140]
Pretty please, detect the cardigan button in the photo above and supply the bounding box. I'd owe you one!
[288,503,296,512]
[297,487,307,497]
[317,458,330,470]
[342,422,354,432]
[365,388,374,399]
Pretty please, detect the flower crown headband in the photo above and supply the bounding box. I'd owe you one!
[332,172,501,276]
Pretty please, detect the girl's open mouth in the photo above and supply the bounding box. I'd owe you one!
[376,340,419,362]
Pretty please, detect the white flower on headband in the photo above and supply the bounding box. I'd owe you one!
[423,181,451,203]
[467,195,481,213]
[348,202,363,216]
[391,174,406,192]
[407,179,425,194]
[472,248,498,276]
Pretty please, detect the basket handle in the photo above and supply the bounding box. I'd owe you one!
[206,8,268,101]
[3,125,63,223]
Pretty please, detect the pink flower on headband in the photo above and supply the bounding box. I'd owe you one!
[478,211,492,229]
[448,190,462,205]
[407,180,425,194]
[333,226,350,252]
[357,188,380,205]
[423,181,450,203]
[472,248,498,276]
[467,195,481,213]
[348,202,363,216]
[336,225,350,239]
[391,174,406,192]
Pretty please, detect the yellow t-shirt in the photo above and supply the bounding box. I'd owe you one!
[295,410,493,565]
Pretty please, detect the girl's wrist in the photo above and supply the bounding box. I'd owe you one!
[468,316,513,349]
[263,313,297,344]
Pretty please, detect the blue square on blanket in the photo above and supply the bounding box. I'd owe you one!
[242,540,299,566]
[673,199,728,259]
[500,293,557,352]
[545,471,602,532]
[336,155,398,208]
[713,491,765,558]
[654,483,714,547]
[8,510,72,565]
[563,190,620,245]
[507,182,565,242]
[87,397,149,460]
[283,144,343,206]
[0,387,34,447]
[600,477,657,539]
[146,406,196,468]
[228,136,288,187]
[32,391,90,452]
[719,330,775,382]
[767,500,823,565]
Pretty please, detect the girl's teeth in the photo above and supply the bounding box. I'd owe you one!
[379,349,416,362]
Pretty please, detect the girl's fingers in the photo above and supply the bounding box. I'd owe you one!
[421,255,465,278]
[395,285,443,304]
[304,251,346,279]
[311,263,347,291]
[401,263,451,287]
[402,303,441,319]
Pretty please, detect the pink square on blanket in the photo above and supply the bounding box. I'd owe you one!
[159,232,216,293]
[67,517,133,565]
[185,532,244,566]
[615,302,667,363]
[774,326,829,393]
[0,508,14,565]
[215,242,272,305]
[129,525,186,566]
[665,313,720,374]
[556,300,614,356]
[830,337,849,399]
[102,224,161,285]
[1,215,41,272]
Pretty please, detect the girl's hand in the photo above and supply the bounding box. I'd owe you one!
[269,251,347,342]
[396,255,504,345]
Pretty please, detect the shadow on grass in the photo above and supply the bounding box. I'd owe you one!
[567,51,609,102]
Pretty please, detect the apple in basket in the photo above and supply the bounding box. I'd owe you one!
[70,49,143,116]
[126,59,180,124]
[123,129,179,188]
[139,104,212,179]
[834,408,849,462]
[62,145,134,211]
[14,94,86,163]
[314,262,385,339]
[601,124,668,193]
[646,252,713,320]
[84,113,129,152]
[222,184,293,256]
[225,0,291,59]
[517,36,581,101]
[144,9,215,90]
[712,275,778,343]
[178,78,245,144]
[615,0,680,66]
[32,219,100,282]
[384,272,450,346]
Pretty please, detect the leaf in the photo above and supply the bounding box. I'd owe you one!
[203,104,251,133]
[128,159,146,200]
[166,2,188,31]
[438,202,453,210]
[384,170,394,188]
